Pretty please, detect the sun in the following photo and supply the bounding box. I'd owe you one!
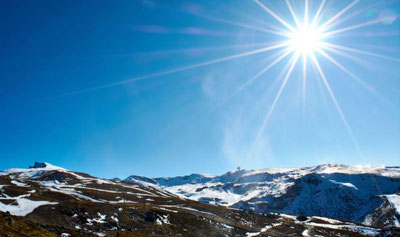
[58,0,395,160]
[288,24,324,55]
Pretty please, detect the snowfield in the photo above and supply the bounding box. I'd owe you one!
[0,197,58,216]
[125,164,400,227]
[386,194,400,215]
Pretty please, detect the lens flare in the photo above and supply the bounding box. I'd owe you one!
[50,0,399,161]
[288,24,323,55]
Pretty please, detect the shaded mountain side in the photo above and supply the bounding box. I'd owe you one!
[234,173,390,222]
[364,193,400,228]
[127,164,400,228]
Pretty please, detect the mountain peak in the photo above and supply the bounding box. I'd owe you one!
[0,162,67,178]
[126,175,158,185]
[29,162,48,169]
[28,162,65,170]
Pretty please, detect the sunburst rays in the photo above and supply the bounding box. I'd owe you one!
[247,0,398,158]
[50,0,399,158]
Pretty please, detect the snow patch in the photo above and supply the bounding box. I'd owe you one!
[0,198,58,216]
[86,212,106,225]
[386,194,400,215]
[247,223,282,236]
[305,222,380,236]
[311,216,343,224]
[302,228,310,236]
[246,223,282,237]
[111,215,119,222]
[11,180,30,187]
[329,180,358,190]
[156,214,170,225]
[154,206,178,213]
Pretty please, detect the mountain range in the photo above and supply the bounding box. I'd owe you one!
[126,164,400,229]
[0,162,399,236]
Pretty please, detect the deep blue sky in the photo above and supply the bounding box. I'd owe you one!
[1,0,399,178]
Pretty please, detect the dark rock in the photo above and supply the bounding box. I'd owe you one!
[144,211,157,222]
[296,215,308,221]
[29,162,47,169]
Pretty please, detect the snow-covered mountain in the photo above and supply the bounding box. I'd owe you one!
[125,164,400,228]
[3,162,392,236]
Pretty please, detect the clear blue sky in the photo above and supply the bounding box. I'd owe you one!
[1,0,399,179]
